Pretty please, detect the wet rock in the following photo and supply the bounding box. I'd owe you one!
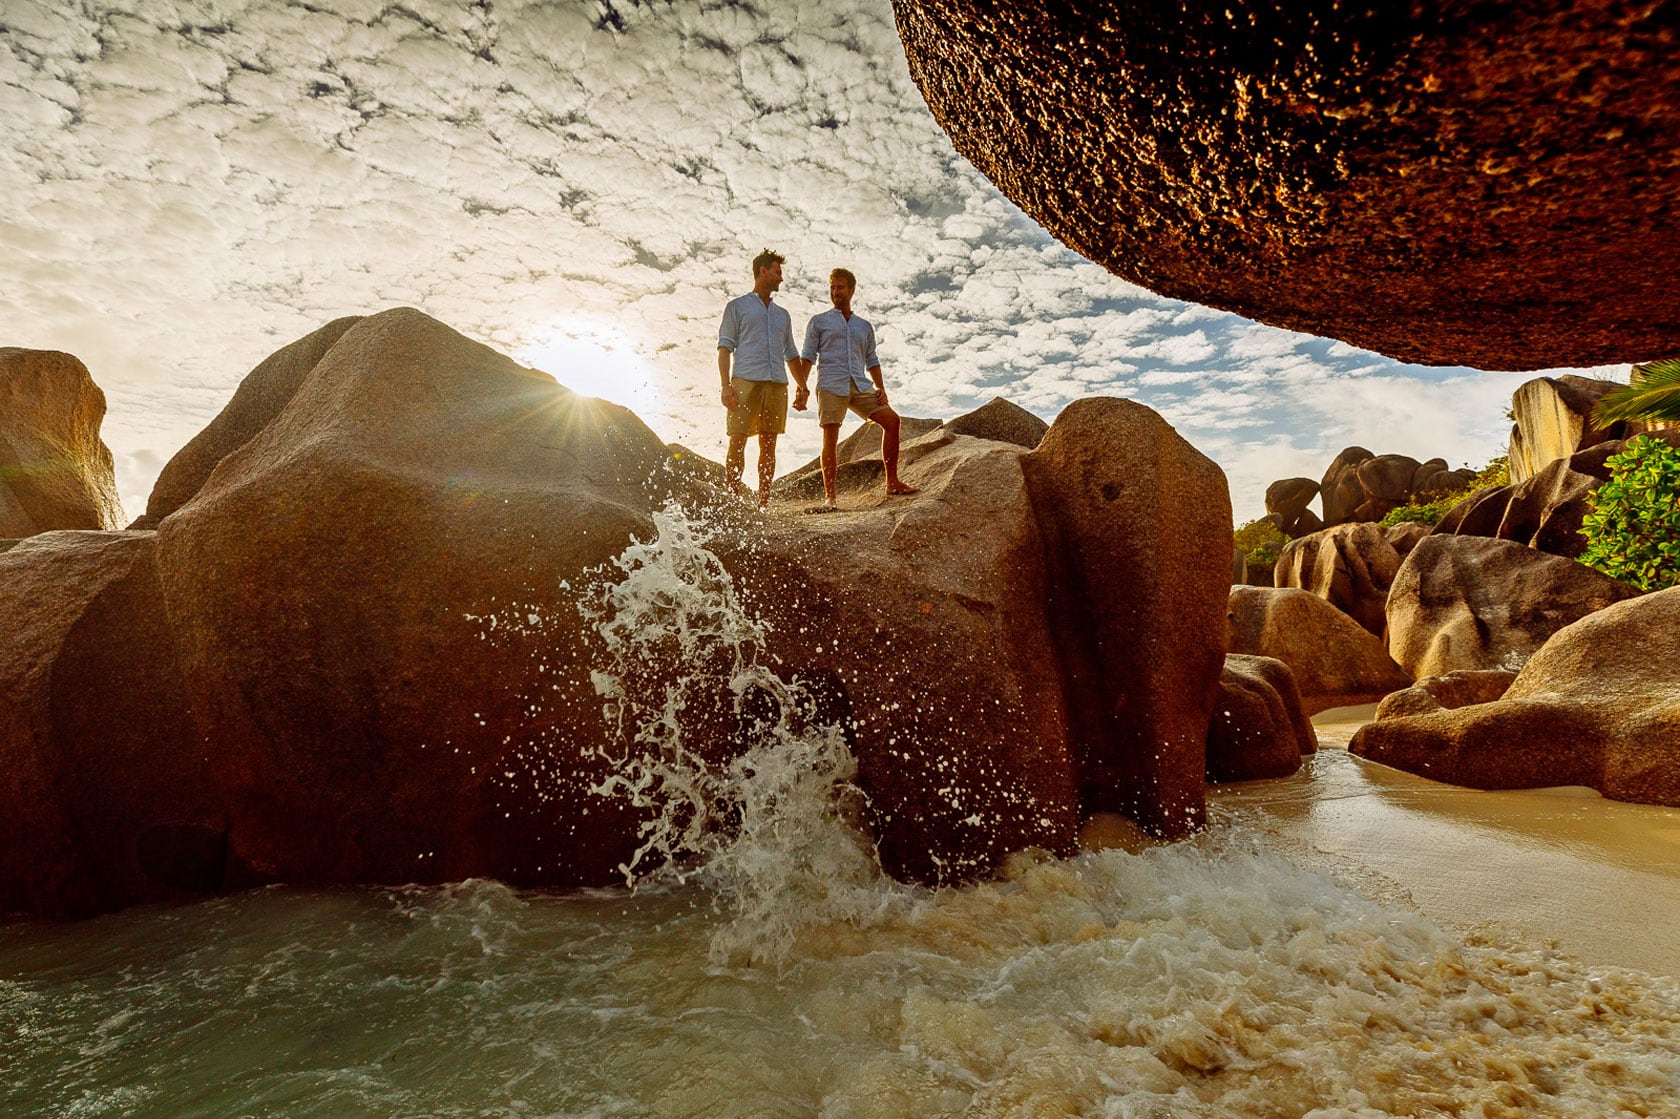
[0,349,124,536]
[0,531,220,917]
[1386,535,1641,680]
[1374,669,1519,721]
[1206,654,1314,783]
[940,396,1048,449]
[1023,398,1231,838]
[1227,586,1411,715]
[891,1,1680,369]
[1352,589,1680,806]
[735,435,1082,884]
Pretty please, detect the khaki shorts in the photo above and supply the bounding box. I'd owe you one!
[817,387,884,427]
[727,377,788,436]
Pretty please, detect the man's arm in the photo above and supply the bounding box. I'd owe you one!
[718,346,738,409]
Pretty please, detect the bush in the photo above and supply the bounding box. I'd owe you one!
[1379,454,1509,528]
[1579,435,1680,592]
[1233,516,1287,573]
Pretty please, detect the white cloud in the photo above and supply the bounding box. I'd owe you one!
[0,0,1615,526]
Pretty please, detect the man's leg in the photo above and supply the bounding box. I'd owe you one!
[820,424,841,508]
[871,407,919,495]
[755,433,777,508]
[724,433,750,495]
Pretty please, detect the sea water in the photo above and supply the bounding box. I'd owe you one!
[4,508,1679,1118]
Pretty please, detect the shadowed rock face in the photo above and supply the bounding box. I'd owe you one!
[0,349,124,536]
[892,1,1680,368]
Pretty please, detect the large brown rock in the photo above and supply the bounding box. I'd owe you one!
[1279,522,1400,636]
[1506,374,1654,484]
[1264,477,1318,522]
[0,349,124,536]
[1355,454,1424,509]
[891,1,1680,369]
[1352,589,1680,806]
[1387,534,1641,680]
[1436,430,1680,557]
[731,435,1082,884]
[1227,586,1411,715]
[131,317,362,528]
[0,531,222,917]
[1375,668,1518,721]
[1023,397,1231,838]
[1318,447,1374,526]
[940,396,1048,449]
[1205,654,1314,783]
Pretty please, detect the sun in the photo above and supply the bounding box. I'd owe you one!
[517,319,665,421]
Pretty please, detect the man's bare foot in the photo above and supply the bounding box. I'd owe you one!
[886,482,919,495]
[804,501,838,515]
[726,478,749,498]
[757,491,772,511]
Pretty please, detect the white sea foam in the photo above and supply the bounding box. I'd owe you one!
[577,505,901,964]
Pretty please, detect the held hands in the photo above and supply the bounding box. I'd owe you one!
[793,385,810,411]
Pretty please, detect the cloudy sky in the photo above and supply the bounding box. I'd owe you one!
[1,0,1615,522]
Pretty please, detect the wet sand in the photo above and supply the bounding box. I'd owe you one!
[1210,705,1680,979]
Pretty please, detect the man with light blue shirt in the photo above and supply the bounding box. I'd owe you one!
[800,267,919,511]
[718,248,809,509]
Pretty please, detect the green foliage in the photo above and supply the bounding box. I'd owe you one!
[1579,435,1680,592]
[1380,496,1459,528]
[1593,358,1680,425]
[1380,454,1510,527]
[1233,516,1287,571]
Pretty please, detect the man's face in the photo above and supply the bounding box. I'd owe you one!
[830,278,855,308]
[758,261,783,289]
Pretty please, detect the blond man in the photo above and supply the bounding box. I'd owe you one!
[798,268,918,510]
[718,249,809,508]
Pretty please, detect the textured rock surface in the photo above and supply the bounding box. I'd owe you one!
[891,1,1680,368]
[1506,374,1653,484]
[775,415,944,502]
[940,396,1048,449]
[0,349,124,536]
[131,317,361,528]
[1387,535,1641,679]
[1375,668,1518,722]
[1436,430,1680,557]
[1206,654,1314,783]
[1023,398,1231,838]
[736,436,1081,883]
[1352,589,1680,806]
[1279,522,1400,636]
[1318,447,1374,526]
[1226,586,1411,715]
[0,531,218,917]
[0,310,1234,914]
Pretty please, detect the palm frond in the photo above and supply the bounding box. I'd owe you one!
[1593,358,1680,424]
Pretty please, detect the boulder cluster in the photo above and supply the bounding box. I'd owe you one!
[1226,369,1678,809]
[1,310,1316,920]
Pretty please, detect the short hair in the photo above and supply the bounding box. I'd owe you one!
[829,267,857,288]
[751,249,785,278]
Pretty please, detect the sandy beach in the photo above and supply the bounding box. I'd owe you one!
[1211,705,1680,979]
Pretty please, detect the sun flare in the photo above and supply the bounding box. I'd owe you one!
[518,320,666,422]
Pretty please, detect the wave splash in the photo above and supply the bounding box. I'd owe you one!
[577,504,900,963]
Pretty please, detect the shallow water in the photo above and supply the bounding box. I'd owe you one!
[8,515,1680,1117]
[6,837,1680,1118]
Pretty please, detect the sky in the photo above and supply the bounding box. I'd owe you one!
[1,0,1621,523]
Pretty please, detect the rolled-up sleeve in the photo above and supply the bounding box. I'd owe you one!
[801,317,820,364]
[717,301,739,351]
[863,325,880,370]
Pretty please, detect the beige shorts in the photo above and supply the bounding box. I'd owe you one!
[727,377,788,436]
[817,387,884,427]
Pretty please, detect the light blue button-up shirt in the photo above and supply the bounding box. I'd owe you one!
[801,308,880,394]
[718,293,798,383]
